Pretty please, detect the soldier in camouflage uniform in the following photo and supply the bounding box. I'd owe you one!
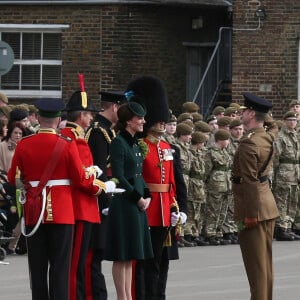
[288,99,300,132]
[175,123,194,246]
[204,129,232,245]
[273,111,300,241]
[184,132,209,246]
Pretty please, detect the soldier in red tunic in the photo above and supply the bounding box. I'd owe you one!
[127,76,187,300]
[8,98,106,300]
[61,90,116,300]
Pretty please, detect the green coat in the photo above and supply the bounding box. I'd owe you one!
[105,130,153,261]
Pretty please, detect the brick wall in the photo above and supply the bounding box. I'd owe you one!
[0,4,228,113]
[232,0,300,117]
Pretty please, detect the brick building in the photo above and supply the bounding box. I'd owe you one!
[0,0,299,117]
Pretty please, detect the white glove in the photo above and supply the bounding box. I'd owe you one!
[102,208,109,216]
[86,165,103,178]
[104,180,116,193]
[179,212,187,224]
[171,212,180,227]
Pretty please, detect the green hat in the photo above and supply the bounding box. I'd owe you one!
[224,107,238,116]
[212,106,225,115]
[289,99,300,107]
[194,121,211,133]
[206,115,217,123]
[229,103,241,109]
[214,129,230,141]
[0,106,12,118]
[283,111,298,120]
[229,119,242,129]
[182,119,194,129]
[191,112,203,122]
[177,112,193,123]
[217,116,232,127]
[176,123,193,136]
[28,104,38,114]
[167,114,177,123]
[191,132,207,144]
[182,101,199,113]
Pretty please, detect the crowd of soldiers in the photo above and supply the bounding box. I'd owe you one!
[162,99,300,247]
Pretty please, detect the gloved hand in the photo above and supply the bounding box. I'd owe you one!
[179,212,187,224]
[171,212,180,227]
[102,208,109,216]
[86,165,103,178]
[104,180,116,193]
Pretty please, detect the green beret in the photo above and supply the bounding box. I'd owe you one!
[289,99,300,107]
[194,121,211,133]
[177,112,193,123]
[0,106,12,118]
[283,111,298,120]
[176,123,193,136]
[182,101,199,113]
[28,105,38,114]
[191,112,203,122]
[167,114,177,123]
[214,129,230,141]
[212,106,225,115]
[191,132,207,144]
[15,104,29,112]
[229,119,242,129]
[182,119,194,129]
[217,116,232,127]
[206,115,217,123]
[224,107,238,116]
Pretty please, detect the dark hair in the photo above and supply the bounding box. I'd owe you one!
[4,121,27,141]
[115,104,136,131]
[0,119,7,138]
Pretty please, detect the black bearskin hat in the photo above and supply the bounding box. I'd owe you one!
[126,75,169,133]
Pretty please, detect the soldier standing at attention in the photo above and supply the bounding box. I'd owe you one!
[272,111,300,241]
[85,90,125,300]
[61,89,116,300]
[232,93,279,300]
[288,99,300,132]
[7,98,103,300]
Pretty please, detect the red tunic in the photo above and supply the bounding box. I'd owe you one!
[61,122,104,223]
[8,128,102,226]
[143,137,176,227]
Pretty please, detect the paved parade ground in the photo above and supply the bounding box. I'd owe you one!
[1,241,300,300]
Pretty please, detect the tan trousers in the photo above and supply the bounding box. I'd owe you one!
[239,219,275,300]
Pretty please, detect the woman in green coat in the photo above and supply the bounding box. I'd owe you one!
[105,101,153,300]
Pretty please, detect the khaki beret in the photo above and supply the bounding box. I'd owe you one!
[28,104,38,114]
[194,121,211,133]
[224,107,238,116]
[289,99,300,107]
[15,104,30,112]
[229,119,242,129]
[191,112,203,122]
[182,119,194,129]
[0,106,12,118]
[229,103,241,109]
[217,116,232,127]
[283,111,298,120]
[182,101,199,113]
[214,129,230,141]
[212,106,225,115]
[176,123,193,136]
[191,132,207,144]
[206,115,217,123]
[0,92,8,104]
[177,112,193,123]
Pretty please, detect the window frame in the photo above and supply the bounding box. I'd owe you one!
[0,24,69,98]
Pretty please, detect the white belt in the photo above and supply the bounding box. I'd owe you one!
[29,179,71,187]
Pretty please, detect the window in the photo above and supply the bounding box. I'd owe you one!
[0,24,69,98]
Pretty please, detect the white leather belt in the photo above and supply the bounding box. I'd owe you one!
[29,179,71,187]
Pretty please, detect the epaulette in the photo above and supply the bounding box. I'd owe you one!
[58,133,72,142]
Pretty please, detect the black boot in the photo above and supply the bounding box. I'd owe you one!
[206,236,220,246]
[276,228,295,241]
[193,236,209,246]
[179,235,195,247]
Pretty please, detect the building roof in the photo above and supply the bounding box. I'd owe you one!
[0,0,232,6]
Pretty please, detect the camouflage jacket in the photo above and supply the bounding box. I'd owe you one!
[175,140,192,188]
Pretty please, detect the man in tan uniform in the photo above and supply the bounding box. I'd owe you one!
[232,92,279,300]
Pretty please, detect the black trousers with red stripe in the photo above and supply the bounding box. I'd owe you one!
[70,221,93,300]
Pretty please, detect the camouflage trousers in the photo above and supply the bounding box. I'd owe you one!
[222,193,238,234]
[204,192,230,238]
[273,183,300,230]
[184,200,206,237]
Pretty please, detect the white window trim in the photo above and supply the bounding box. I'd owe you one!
[1,24,69,98]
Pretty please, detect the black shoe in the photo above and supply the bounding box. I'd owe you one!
[207,237,220,246]
[224,233,238,244]
[193,237,209,246]
[290,231,300,240]
[217,238,231,245]
[177,240,185,247]
[276,228,295,241]
[179,236,195,247]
